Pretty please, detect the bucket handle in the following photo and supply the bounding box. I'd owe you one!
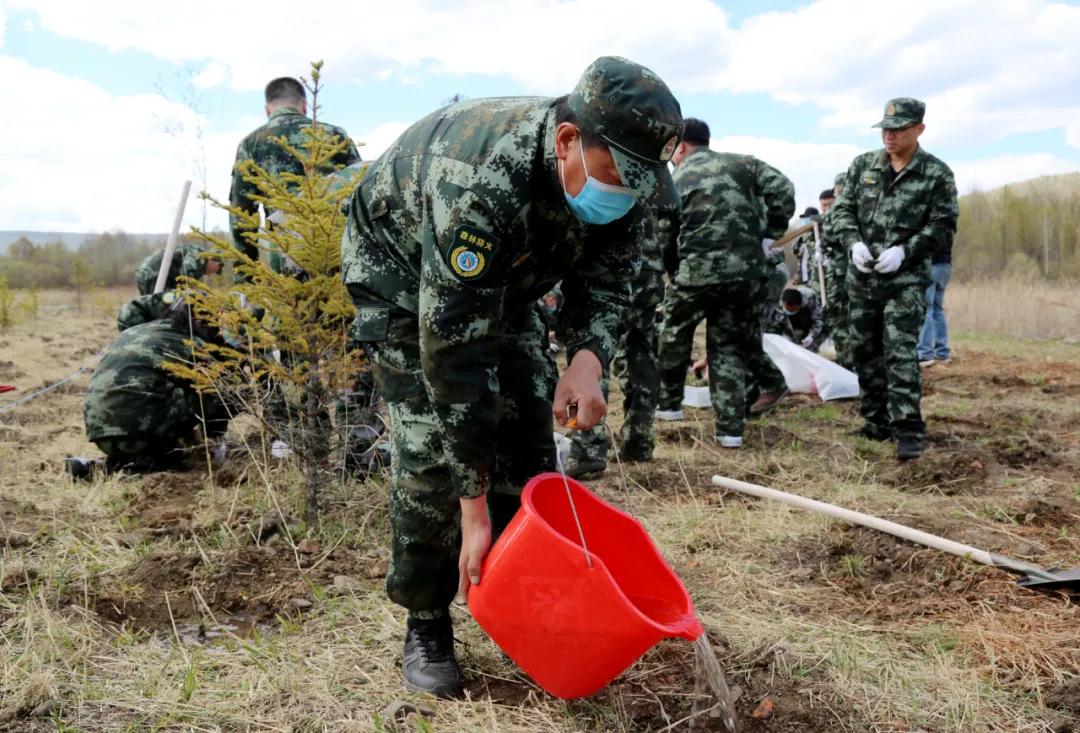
[555,451,594,568]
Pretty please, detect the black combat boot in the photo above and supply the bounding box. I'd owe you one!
[403,615,463,698]
[896,437,923,460]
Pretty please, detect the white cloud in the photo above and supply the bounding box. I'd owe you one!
[712,0,1080,147]
[192,61,228,90]
[949,154,1077,194]
[0,55,236,232]
[7,0,732,95]
[354,120,410,161]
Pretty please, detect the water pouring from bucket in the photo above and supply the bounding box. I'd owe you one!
[468,473,737,731]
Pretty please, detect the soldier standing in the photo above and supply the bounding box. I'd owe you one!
[655,118,795,444]
[341,57,682,697]
[229,76,360,263]
[564,210,672,478]
[832,97,958,459]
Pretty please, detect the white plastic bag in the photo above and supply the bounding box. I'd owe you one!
[762,334,859,401]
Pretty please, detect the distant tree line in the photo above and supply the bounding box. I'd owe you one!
[954,174,1080,281]
[0,231,209,289]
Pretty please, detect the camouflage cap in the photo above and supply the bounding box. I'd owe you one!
[834,172,845,186]
[568,56,683,208]
[872,97,926,130]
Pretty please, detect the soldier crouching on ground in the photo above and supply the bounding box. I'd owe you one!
[766,285,826,352]
[341,56,682,698]
[78,299,230,476]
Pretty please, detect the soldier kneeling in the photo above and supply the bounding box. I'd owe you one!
[75,299,230,476]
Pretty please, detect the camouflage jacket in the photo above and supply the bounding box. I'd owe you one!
[229,107,360,260]
[135,244,205,296]
[342,97,643,498]
[116,291,178,332]
[84,320,220,442]
[765,285,825,349]
[667,148,795,285]
[832,146,958,289]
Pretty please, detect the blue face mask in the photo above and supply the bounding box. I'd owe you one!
[560,142,636,225]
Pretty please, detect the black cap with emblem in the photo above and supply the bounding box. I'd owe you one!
[568,56,683,208]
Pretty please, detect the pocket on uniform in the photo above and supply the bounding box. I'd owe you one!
[351,306,390,342]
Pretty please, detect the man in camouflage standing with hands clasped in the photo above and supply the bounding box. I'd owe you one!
[832,98,958,460]
[342,57,682,697]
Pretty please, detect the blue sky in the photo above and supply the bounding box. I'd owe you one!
[1,0,1078,232]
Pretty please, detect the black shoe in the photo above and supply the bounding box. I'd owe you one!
[403,615,463,699]
[64,456,105,480]
[564,456,607,479]
[896,437,923,460]
[620,446,653,463]
[851,424,891,442]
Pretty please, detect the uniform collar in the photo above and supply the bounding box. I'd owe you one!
[873,144,927,176]
[268,106,306,120]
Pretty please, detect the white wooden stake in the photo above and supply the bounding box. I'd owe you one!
[154,180,193,294]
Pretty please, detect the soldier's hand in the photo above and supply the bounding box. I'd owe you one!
[873,245,905,274]
[457,495,492,602]
[553,350,606,430]
[851,242,874,273]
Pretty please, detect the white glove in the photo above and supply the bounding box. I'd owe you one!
[851,241,873,273]
[761,238,776,256]
[813,247,823,265]
[874,245,905,274]
[801,335,814,349]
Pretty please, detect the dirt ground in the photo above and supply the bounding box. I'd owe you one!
[2,289,1080,732]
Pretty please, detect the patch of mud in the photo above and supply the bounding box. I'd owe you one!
[987,432,1062,469]
[121,473,206,535]
[568,637,870,732]
[881,441,992,494]
[0,497,49,548]
[784,526,997,620]
[90,543,379,630]
[1004,494,1080,529]
[1047,677,1080,715]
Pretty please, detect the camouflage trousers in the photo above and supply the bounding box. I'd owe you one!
[369,307,556,616]
[823,260,852,369]
[571,271,663,463]
[751,266,789,395]
[846,278,927,440]
[658,278,772,437]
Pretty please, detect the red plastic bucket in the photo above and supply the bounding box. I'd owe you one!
[468,473,703,699]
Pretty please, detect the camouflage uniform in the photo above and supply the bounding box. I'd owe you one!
[765,284,826,350]
[342,59,681,617]
[116,291,178,332]
[229,106,360,263]
[657,149,795,437]
[135,244,208,295]
[831,101,958,441]
[570,212,670,464]
[230,109,365,443]
[85,320,229,471]
[816,207,853,366]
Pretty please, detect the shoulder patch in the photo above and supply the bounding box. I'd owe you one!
[447,225,500,282]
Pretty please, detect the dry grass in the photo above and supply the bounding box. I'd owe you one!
[2,289,1080,731]
[948,277,1080,342]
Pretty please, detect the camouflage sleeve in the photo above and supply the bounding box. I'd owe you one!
[755,159,797,240]
[898,166,958,261]
[830,158,864,250]
[228,137,259,262]
[808,296,826,348]
[339,128,362,167]
[658,207,681,278]
[559,214,640,368]
[419,191,508,500]
[116,292,174,332]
